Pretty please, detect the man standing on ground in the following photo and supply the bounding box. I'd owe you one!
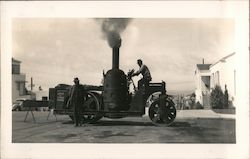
[67,77,84,127]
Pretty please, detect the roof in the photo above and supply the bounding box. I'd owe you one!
[210,52,235,68]
[12,58,21,63]
[196,64,211,70]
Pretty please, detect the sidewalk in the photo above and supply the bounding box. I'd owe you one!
[176,109,235,119]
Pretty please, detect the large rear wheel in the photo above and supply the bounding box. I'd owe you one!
[68,92,103,123]
[148,98,176,126]
[81,92,103,124]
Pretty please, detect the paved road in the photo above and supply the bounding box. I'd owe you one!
[12,110,235,143]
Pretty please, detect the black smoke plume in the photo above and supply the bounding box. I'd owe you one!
[97,18,131,48]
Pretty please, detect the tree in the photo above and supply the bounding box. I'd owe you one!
[223,85,229,108]
[210,85,224,109]
[189,93,196,109]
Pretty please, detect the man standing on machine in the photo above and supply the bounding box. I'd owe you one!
[132,59,152,91]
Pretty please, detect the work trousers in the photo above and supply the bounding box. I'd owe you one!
[138,77,151,92]
[73,103,82,126]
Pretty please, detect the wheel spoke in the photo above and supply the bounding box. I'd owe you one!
[149,99,176,126]
[81,92,103,124]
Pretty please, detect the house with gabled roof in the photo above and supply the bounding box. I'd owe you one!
[195,52,236,108]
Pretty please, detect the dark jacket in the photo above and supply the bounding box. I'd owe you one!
[68,84,85,107]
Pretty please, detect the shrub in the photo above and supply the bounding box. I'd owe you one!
[195,101,203,109]
[210,85,224,109]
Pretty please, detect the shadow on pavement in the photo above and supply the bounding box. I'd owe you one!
[93,120,154,126]
[212,108,235,114]
[81,120,191,127]
[62,120,74,124]
[169,121,191,127]
[61,119,193,127]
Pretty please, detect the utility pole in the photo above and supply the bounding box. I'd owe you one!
[29,77,35,91]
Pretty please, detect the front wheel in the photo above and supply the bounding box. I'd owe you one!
[148,98,176,126]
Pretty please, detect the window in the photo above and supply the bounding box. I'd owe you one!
[215,71,220,86]
[12,64,20,74]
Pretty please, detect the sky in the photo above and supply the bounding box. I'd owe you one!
[12,18,235,94]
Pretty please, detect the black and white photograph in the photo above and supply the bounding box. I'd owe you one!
[11,18,236,143]
[1,1,249,159]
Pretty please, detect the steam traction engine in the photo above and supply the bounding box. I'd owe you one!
[49,39,176,126]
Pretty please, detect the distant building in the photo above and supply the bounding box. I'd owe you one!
[34,90,48,100]
[195,53,236,108]
[12,58,33,102]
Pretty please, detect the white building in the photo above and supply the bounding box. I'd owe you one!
[34,90,48,100]
[195,53,236,108]
[12,58,33,102]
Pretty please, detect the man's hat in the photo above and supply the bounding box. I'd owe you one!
[73,77,79,82]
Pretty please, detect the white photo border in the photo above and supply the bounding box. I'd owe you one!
[1,1,249,159]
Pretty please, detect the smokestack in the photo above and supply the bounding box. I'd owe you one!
[202,58,205,64]
[96,18,131,69]
[112,38,121,69]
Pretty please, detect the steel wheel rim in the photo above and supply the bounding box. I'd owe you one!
[149,99,176,126]
[82,92,103,123]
